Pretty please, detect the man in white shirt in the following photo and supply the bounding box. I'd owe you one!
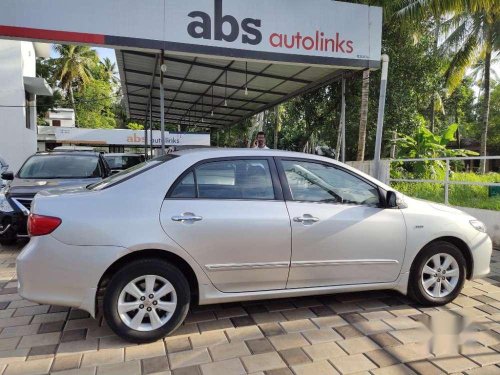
[252,131,270,149]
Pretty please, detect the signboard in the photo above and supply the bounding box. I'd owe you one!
[50,127,210,147]
[0,0,382,67]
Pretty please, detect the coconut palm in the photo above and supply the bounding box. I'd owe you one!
[101,57,119,85]
[396,0,499,173]
[53,45,98,117]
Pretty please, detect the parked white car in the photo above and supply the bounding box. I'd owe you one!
[17,149,492,342]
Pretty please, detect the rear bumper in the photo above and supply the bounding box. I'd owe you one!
[470,233,493,279]
[17,235,126,316]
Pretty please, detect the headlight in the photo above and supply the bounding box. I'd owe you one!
[0,194,13,213]
[470,220,487,233]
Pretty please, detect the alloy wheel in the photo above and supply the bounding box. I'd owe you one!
[421,253,460,298]
[118,275,177,331]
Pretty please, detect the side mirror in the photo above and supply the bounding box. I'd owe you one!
[1,171,14,181]
[386,191,398,208]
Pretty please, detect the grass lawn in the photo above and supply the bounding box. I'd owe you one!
[391,172,500,211]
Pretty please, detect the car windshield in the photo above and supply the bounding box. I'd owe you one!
[88,154,177,191]
[104,155,143,170]
[18,155,101,179]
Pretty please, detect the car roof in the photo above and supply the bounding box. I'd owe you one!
[34,151,101,157]
[105,153,143,157]
[169,148,391,190]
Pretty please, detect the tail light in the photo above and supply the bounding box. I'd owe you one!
[27,214,62,236]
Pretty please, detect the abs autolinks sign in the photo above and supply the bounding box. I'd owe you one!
[0,0,382,67]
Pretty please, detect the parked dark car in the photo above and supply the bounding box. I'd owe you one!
[0,151,111,245]
[103,153,145,173]
[0,156,8,188]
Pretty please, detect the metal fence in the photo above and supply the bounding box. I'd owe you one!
[388,156,500,205]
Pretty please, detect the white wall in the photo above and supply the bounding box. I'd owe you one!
[0,40,38,173]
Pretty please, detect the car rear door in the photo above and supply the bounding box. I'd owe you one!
[159,157,292,293]
[277,158,406,288]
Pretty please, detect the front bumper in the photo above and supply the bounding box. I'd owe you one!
[0,210,26,240]
[470,233,493,279]
[17,235,126,316]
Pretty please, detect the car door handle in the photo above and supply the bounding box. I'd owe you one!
[171,213,203,222]
[293,215,319,223]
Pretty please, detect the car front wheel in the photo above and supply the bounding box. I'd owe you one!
[103,259,190,343]
[409,241,466,306]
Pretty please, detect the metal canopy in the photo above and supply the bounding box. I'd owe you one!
[117,49,351,129]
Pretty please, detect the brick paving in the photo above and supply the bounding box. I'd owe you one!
[0,243,498,375]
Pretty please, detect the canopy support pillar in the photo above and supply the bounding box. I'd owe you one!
[160,50,166,154]
[374,54,389,180]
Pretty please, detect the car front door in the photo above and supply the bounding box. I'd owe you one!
[160,157,291,293]
[277,158,406,289]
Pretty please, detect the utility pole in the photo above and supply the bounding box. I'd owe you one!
[374,54,390,180]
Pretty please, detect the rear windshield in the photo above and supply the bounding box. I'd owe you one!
[18,155,101,179]
[104,155,143,170]
[88,154,177,191]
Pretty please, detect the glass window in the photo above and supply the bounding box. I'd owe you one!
[281,160,380,206]
[168,159,275,200]
[25,91,31,129]
[170,172,196,198]
[18,155,102,179]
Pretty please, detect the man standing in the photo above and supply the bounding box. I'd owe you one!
[252,131,269,149]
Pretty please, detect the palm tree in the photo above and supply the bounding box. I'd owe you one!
[54,45,98,117]
[101,57,119,85]
[357,69,370,161]
[397,1,499,173]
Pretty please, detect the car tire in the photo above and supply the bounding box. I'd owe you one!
[408,241,466,306]
[103,259,190,343]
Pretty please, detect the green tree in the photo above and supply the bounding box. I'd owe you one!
[397,0,499,172]
[53,45,98,118]
[74,80,116,129]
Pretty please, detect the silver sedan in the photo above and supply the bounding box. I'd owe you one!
[17,149,492,342]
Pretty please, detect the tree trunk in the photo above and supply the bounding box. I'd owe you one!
[274,106,279,149]
[69,86,77,125]
[479,48,491,174]
[429,96,436,133]
[356,69,370,161]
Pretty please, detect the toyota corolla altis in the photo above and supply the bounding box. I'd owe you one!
[17,149,492,342]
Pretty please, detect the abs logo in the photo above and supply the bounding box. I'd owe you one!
[187,0,262,45]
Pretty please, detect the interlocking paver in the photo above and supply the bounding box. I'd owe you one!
[292,360,339,375]
[0,244,499,375]
[209,341,250,361]
[169,347,211,369]
[200,358,246,375]
[268,333,309,351]
[241,351,286,373]
[329,353,377,374]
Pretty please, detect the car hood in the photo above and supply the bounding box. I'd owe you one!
[402,195,471,217]
[6,178,101,197]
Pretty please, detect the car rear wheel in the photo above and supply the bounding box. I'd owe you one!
[408,241,466,306]
[103,259,190,343]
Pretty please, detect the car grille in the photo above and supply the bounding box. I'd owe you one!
[11,197,33,213]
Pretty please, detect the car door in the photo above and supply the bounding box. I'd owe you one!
[160,157,292,293]
[277,158,407,288]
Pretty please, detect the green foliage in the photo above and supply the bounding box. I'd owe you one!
[127,122,144,130]
[392,172,500,210]
[74,80,116,129]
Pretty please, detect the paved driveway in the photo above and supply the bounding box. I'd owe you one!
[0,243,498,375]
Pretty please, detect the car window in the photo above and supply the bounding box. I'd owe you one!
[281,160,380,206]
[169,159,275,200]
[104,155,143,170]
[170,172,196,198]
[18,155,101,179]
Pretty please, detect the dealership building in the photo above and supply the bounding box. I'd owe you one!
[0,40,52,172]
[0,0,387,175]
